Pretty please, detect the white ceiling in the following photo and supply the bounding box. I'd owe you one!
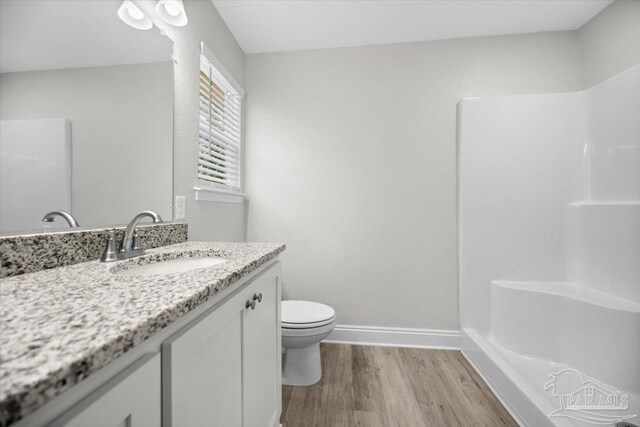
[213,0,613,54]
[0,0,172,73]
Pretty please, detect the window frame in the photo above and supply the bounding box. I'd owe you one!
[194,42,245,204]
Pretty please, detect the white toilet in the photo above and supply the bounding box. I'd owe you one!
[281,300,336,386]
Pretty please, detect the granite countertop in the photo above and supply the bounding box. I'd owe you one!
[0,241,285,426]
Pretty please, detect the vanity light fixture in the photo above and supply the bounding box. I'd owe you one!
[155,0,188,27]
[117,0,153,30]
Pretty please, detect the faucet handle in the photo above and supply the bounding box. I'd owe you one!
[131,232,143,252]
[100,231,118,263]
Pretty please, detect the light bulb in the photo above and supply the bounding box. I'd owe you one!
[164,3,180,17]
[128,7,145,20]
[155,0,188,26]
[117,0,153,30]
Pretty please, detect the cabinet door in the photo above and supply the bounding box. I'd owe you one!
[50,353,161,427]
[243,263,281,427]
[164,287,250,427]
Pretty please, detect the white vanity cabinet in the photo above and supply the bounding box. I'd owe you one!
[163,287,247,426]
[163,261,282,427]
[242,263,282,427]
[15,260,282,427]
[50,354,161,427]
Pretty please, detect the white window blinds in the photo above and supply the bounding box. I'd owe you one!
[198,45,243,193]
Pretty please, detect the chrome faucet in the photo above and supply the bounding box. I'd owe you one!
[118,211,163,259]
[42,211,80,227]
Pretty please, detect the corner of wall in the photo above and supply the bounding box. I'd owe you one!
[578,0,640,89]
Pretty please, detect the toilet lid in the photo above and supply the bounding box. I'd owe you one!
[281,300,335,326]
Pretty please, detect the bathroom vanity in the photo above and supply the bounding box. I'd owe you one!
[0,241,285,427]
[0,2,280,424]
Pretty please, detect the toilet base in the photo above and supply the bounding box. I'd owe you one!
[282,343,322,386]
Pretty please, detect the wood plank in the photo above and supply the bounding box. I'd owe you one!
[281,344,517,427]
[352,409,387,427]
[373,346,424,426]
[313,343,352,426]
[351,345,386,412]
[396,348,459,426]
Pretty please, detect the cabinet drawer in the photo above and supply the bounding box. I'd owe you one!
[50,353,161,427]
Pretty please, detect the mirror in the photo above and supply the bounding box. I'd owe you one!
[0,0,174,234]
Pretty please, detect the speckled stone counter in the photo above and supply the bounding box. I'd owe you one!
[0,222,188,278]
[0,241,285,426]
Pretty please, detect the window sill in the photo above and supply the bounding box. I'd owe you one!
[193,186,245,204]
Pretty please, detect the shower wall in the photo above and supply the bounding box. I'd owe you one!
[584,67,640,201]
[459,65,640,425]
[459,91,584,335]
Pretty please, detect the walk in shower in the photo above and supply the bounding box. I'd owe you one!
[459,65,640,426]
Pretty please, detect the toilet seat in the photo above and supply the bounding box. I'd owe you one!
[282,316,336,329]
[282,300,335,329]
[281,319,336,337]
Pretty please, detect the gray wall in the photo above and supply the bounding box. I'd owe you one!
[127,0,638,331]
[244,32,582,330]
[579,0,640,88]
[136,0,247,242]
[0,62,173,227]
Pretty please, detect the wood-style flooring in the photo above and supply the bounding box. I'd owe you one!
[281,344,517,427]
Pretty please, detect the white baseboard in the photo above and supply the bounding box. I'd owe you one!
[323,325,461,350]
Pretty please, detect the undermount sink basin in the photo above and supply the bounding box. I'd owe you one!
[114,256,228,277]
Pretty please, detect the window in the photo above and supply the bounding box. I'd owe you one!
[195,43,245,203]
